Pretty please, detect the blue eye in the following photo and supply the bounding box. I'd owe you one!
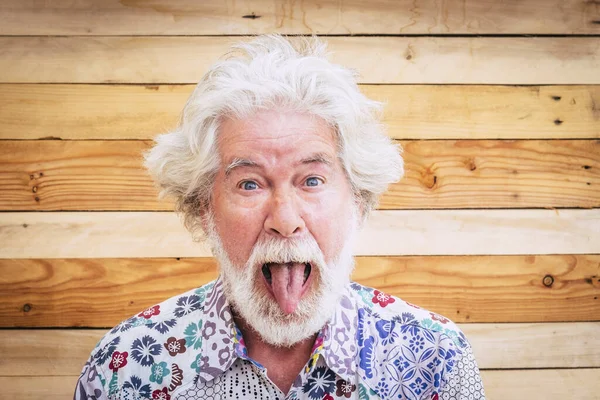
[241,181,258,190]
[306,177,322,187]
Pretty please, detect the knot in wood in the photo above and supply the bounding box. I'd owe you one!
[542,275,554,287]
[404,45,415,61]
[465,158,477,171]
[23,303,32,313]
[423,174,437,189]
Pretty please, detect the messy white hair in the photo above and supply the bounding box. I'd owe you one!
[144,34,403,240]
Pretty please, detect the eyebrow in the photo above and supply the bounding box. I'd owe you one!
[225,158,259,176]
[299,152,334,166]
[224,152,334,177]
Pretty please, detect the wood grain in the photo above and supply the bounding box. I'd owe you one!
[1,323,599,376]
[0,255,598,327]
[1,376,78,400]
[2,84,599,140]
[1,140,598,211]
[461,322,600,369]
[2,0,599,35]
[480,369,600,400]
[1,210,598,258]
[0,258,219,328]
[0,329,105,376]
[0,141,160,211]
[1,37,599,84]
[2,369,598,400]
[0,84,186,140]
[388,139,600,209]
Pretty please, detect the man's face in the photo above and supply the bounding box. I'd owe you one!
[207,110,358,346]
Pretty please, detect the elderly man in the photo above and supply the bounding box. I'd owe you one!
[75,35,485,400]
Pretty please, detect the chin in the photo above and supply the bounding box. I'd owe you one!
[228,273,341,347]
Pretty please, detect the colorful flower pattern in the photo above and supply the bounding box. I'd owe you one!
[183,320,203,350]
[302,366,336,399]
[108,351,128,372]
[149,361,170,384]
[122,375,151,399]
[371,290,396,307]
[430,312,449,324]
[336,379,356,398]
[164,337,186,357]
[131,335,162,367]
[74,278,485,399]
[152,387,171,400]
[168,363,183,391]
[139,305,161,319]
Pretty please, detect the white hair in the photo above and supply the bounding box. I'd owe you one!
[144,34,403,240]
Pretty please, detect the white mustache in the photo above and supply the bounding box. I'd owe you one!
[245,234,327,272]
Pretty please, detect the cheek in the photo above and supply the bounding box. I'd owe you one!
[309,192,356,263]
[213,194,264,266]
[216,216,258,266]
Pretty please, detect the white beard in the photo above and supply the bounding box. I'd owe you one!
[205,212,358,347]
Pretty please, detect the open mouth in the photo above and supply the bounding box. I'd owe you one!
[260,262,313,314]
[262,262,312,286]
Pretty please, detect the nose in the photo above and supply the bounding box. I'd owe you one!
[264,190,305,238]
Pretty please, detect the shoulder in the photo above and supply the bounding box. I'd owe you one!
[348,282,473,398]
[348,281,468,349]
[87,280,217,398]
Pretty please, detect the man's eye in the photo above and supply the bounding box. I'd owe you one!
[240,181,258,190]
[305,177,322,187]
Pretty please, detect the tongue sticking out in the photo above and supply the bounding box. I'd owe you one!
[268,263,307,314]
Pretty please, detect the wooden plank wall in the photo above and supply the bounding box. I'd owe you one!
[0,1,599,398]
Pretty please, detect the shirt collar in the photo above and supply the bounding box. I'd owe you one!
[197,277,358,383]
[195,277,238,383]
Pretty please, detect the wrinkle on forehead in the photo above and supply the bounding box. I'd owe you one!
[218,110,335,145]
[216,111,340,173]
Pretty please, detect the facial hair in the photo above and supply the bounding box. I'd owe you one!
[204,211,358,347]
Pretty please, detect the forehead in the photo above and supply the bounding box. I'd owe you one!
[217,111,338,162]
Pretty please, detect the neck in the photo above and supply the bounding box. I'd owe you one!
[233,313,318,394]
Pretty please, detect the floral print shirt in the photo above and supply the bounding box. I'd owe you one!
[74,278,485,400]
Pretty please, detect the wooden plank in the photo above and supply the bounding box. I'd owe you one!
[1,323,598,376]
[369,85,600,141]
[0,258,219,328]
[358,255,600,324]
[0,255,598,326]
[1,140,598,211]
[1,37,599,84]
[480,369,600,399]
[0,141,161,211]
[1,210,598,258]
[0,84,186,140]
[0,329,105,376]
[461,323,600,369]
[392,139,600,209]
[1,0,599,35]
[2,369,598,400]
[0,376,78,400]
[2,84,599,140]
